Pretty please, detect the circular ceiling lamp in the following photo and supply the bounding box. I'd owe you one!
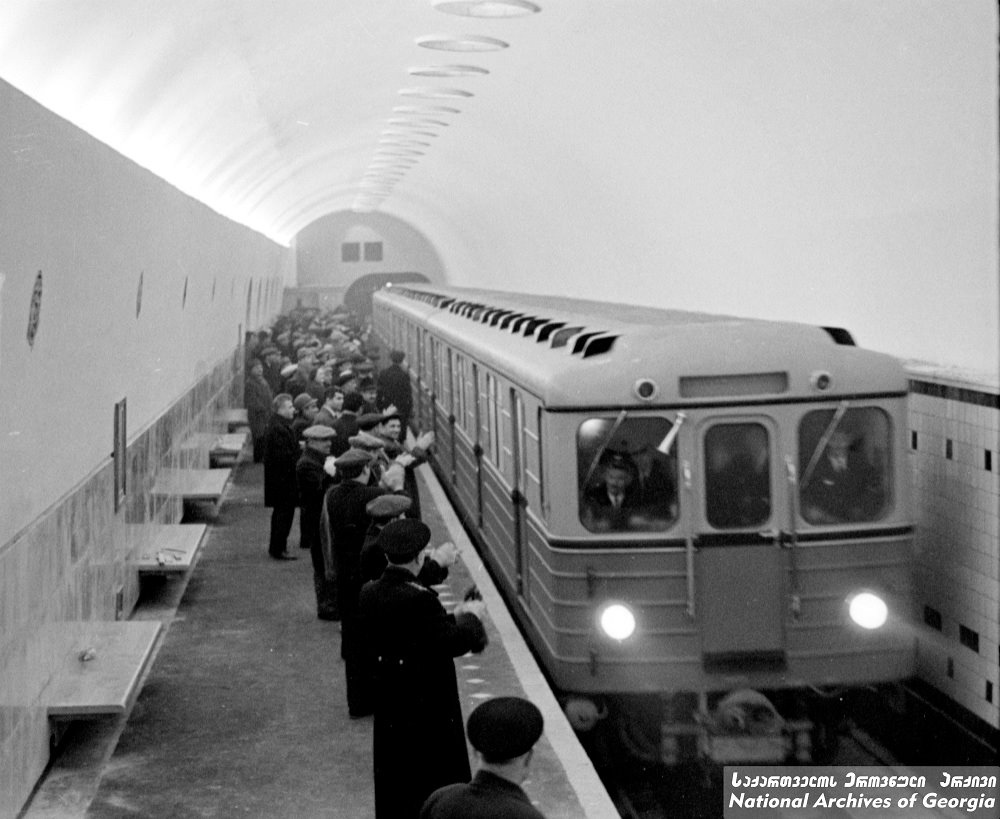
[393,105,461,115]
[432,0,540,16]
[387,118,451,128]
[409,64,489,78]
[416,34,509,52]
[382,129,438,138]
[399,86,473,99]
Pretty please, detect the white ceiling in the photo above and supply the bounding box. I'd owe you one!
[0,0,598,245]
[0,1,995,373]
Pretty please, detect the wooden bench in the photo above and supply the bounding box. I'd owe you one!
[37,620,162,719]
[133,523,208,574]
[151,468,232,515]
[218,408,249,432]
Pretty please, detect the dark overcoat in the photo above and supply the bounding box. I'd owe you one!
[419,771,546,819]
[262,414,299,508]
[376,363,413,418]
[243,375,273,440]
[359,566,487,819]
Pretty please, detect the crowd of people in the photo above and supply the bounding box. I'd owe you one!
[243,305,549,819]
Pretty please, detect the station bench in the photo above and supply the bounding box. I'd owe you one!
[217,408,249,432]
[179,431,248,467]
[133,523,208,574]
[151,467,232,515]
[37,620,162,719]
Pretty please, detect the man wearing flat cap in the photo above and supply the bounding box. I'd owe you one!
[323,448,407,717]
[291,393,319,440]
[296,425,338,619]
[369,411,434,520]
[358,519,488,819]
[420,696,547,819]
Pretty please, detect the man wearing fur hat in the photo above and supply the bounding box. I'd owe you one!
[358,519,487,819]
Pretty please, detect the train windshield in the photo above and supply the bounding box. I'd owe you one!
[577,416,679,533]
[798,407,891,524]
[704,423,771,528]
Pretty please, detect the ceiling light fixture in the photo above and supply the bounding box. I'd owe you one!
[398,86,473,99]
[379,138,431,147]
[387,118,451,128]
[408,64,489,78]
[432,0,540,16]
[393,105,462,115]
[416,34,509,52]
[381,129,438,138]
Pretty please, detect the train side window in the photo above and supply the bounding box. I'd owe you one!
[486,372,501,467]
[798,408,890,525]
[704,423,771,529]
[577,417,678,533]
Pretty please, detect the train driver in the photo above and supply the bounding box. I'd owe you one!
[800,430,885,524]
[581,451,642,532]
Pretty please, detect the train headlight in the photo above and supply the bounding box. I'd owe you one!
[848,592,888,630]
[598,603,636,641]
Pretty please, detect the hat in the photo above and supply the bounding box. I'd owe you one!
[365,494,412,520]
[293,393,317,412]
[357,413,387,431]
[349,431,385,451]
[302,425,335,440]
[280,363,299,377]
[336,371,357,387]
[466,697,544,762]
[334,448,374,469]
[377,518,431,563]
[389,349,406,364]
[260,345,280,357]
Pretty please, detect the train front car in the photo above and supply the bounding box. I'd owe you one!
[371,285,915,767]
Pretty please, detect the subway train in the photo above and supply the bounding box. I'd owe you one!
[371,283,915,765]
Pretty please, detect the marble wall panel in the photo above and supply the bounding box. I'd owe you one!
[0,351,242,819]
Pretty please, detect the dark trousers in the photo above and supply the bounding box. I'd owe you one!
[268,503,296,556]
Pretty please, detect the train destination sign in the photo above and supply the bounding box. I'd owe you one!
[724,766,999,817]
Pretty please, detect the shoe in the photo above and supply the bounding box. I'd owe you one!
[317,612,340,621]
[270,552,298,561]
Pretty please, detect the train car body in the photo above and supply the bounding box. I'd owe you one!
[372,284,915,763]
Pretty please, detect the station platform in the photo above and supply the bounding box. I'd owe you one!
[23,458,618,818]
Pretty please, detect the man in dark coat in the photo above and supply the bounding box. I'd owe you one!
[324,449,405,716]
[376,349,413,442]
[364,412,434,520]
[296,425,337,617]
[800,430,884,524]
[244,358,273,463]
[420,697,547,819]
[262,393,300,560]
[359,494,455,585]
[330,391,364,457]
[359,519,488,819]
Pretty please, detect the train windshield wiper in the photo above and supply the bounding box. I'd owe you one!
[800,400,850,488]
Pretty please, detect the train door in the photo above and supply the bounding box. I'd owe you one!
[694,417,787,670]
[510,388,529,601]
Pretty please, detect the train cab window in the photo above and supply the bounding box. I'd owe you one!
[704,423,771,529]
[577,417,678,533]
[798,407,890,525]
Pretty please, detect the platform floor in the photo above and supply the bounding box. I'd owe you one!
[24,460,617,818]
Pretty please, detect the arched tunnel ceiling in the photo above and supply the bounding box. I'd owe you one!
[0,0,579,245]
[0,1,995,374]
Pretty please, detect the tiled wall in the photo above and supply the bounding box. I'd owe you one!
[0,351,242,818]
[907,362,1000,731]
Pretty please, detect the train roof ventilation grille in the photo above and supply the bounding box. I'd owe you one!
[572,332,604,355]
[582,335,618,358]
[536,322,565,342]
[551,326,584,348]
[821,326,856,345]
[499,313,525,330]
[490,310,513,326]
[510,315,537,333]
[523,318,548,337]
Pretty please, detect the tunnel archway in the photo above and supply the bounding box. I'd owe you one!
[343,272,429,318]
